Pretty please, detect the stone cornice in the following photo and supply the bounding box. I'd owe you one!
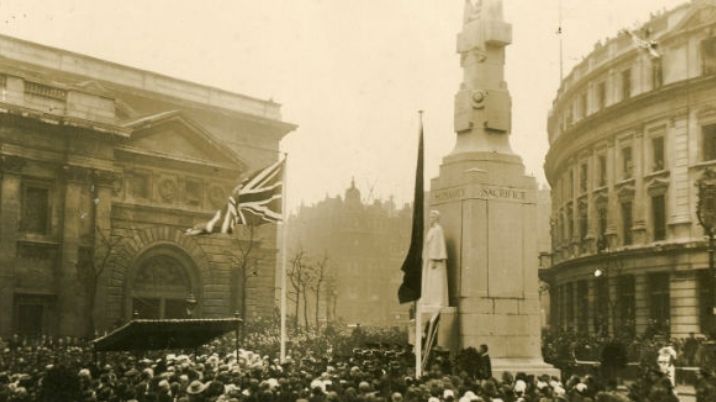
[545,239,711,275]
[0,154,25,174]
[0,34,287,123]
[545,75,716,180]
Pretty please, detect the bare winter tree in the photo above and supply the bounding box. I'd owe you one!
[76,228,123,337]
[310,254,328,328]
[230,224,261,327]
[301,258,315,330]
[324,271,338,322]
[288,248,307,330]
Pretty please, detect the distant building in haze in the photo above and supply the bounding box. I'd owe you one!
[286,179,411,327]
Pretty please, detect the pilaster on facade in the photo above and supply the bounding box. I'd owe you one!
[58,176,84,336]
[670,271,700,337]
[586,279,596,335]
[607,276,619,337]
[0,168,22,336]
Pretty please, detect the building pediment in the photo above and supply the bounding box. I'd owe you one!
[120,111,246,173]
[671,3,716,35]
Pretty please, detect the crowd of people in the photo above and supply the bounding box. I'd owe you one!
[0,322,707,402]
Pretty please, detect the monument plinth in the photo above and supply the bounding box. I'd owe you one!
[431,0,557,376]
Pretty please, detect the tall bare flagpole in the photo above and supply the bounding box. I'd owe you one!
[414,111,424,379]
[279,153,289,363]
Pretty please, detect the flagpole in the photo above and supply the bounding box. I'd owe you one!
[279,153,289,363]
[415,302,422,378]
[415,111,424,379]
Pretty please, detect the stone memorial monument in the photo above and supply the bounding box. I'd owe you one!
[429,0,557,375]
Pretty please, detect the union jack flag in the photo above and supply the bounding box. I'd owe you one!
[185,158,284,235]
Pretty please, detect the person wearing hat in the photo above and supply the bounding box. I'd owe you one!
[186,380,209,401]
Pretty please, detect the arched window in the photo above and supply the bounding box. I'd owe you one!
[130,254,194,319]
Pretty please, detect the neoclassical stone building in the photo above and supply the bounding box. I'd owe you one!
[0,35,295,337]
[543,1,716,338]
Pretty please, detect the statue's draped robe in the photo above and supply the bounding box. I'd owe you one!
[419,223,448,312]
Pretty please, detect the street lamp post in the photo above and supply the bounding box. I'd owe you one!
[185,293,198,318]
[696,168,716,337]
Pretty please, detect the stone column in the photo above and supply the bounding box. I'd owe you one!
[634,273,650,335]
[572,282,579,331]
[605,140,619,248]
[0,156,25,336]
[587,279,596,334]
[58,165,89,336]
[608,275,619,336]
[670,271,700,337]
[632,131,648,244]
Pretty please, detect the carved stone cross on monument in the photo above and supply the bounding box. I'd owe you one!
[453,0,514,155]
[427,0,559,377]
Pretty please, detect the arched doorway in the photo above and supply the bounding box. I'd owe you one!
[127,250,200,319]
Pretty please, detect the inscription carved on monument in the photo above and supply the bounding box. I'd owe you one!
[432,185,528,204]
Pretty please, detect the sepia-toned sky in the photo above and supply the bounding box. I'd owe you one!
[0,0,685,211]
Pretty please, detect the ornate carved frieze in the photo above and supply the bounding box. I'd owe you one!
[0,155,26,174]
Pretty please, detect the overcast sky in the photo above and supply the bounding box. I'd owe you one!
[0,0,685,211]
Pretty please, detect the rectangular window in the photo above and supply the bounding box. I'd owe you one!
[701,37,716,75]
[652,194,666,241]
[597,205,608,251]
[652,59,663,89]
[13,295,55,336]
[579,163,588,193]
[703,124,716,161]
[569,170,574,198]
[622,68,632,99]
[577,281,589,334]
[617,275,636,335]
[622,146,633,179]
[578,203,588,242]
[21,185,50,234]
[579,92,587,118]
[648,272,671,335]
[566,206,574,240]
[621,201,633,245]
[652,136,665,171]
[598,154,607,187]
[596,81,606,110]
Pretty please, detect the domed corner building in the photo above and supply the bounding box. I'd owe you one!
[543,1,716,338]
[0,34,296,338]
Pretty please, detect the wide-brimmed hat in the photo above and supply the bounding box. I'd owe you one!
[187,380,209,394]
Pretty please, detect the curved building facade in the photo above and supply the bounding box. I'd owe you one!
[543,1,716,337]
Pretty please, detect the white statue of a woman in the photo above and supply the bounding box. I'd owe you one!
[420,210,449,312]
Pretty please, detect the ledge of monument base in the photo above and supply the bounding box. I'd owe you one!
[443,151,523,165]
[491,358,561,378]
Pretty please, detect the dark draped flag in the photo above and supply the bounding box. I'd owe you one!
[398,120,424,304]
